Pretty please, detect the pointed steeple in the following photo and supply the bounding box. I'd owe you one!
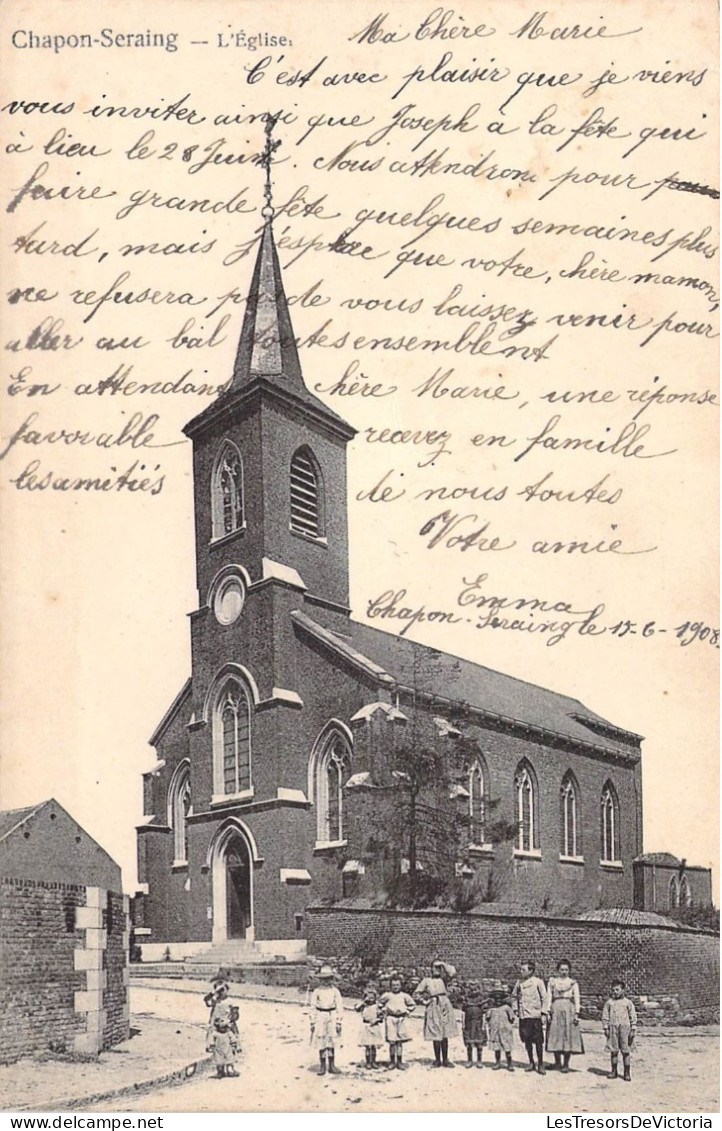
[229,220,304,390]
[228,116,303,392]
[184,117,354,443]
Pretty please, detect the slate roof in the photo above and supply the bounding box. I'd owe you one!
[0,802,45,842]
[291,612,642,757]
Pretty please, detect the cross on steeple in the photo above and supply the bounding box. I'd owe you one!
[261,114,282,221]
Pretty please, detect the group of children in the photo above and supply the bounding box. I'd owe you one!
[203,960,639,1084]
[204,979,241,1078]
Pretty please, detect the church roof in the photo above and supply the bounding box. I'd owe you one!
[184,221,354,441]
[291,612,642,758]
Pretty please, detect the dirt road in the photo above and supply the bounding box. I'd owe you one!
[87,986,719,1114]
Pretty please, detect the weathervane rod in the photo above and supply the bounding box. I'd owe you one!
[261,113,282,221]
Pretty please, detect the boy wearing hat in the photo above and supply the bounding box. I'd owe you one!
[309,965,344,1075]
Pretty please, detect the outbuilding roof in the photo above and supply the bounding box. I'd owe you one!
[0,802,45,842]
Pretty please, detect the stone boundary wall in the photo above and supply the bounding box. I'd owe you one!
[307,905,720,1025]
[0,878,130,1063]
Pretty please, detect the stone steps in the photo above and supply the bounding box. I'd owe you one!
[131,960,308,988]
[184,938,307,966]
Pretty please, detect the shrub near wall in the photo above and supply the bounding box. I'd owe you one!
[307,905,720,1025]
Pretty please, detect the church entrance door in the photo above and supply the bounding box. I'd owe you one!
[211,822,256,944]
[225,840,251,939]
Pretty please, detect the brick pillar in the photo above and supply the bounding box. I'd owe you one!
[73,887,108,1055]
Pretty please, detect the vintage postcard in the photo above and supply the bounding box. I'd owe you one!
[0,0,718,1116]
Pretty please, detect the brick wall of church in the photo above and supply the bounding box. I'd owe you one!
[139,629,643,943]
[342,691,641,914]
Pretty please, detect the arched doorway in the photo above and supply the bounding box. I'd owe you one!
[226,840,251,939]
[210,822,256,943]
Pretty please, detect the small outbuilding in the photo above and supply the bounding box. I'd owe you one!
[0,799,129,1062]
[633,852,713,915]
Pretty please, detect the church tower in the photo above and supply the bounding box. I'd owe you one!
[184,180,355,624]
[168,123,357,945]
[183,120,356,712]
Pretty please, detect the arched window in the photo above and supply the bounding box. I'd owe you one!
[669,875,680,909]
[679,875,692,907]
[168,761,191,864]
[560,772,580,858]
[514,761,539,852]
[290,447,323,538]
[469,761,487,846]
[212,442,244,540]
[313,730,352,844]
[213,679,252,797]
[600,781,620,862]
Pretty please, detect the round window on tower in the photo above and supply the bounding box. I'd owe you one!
[213,574,245,625]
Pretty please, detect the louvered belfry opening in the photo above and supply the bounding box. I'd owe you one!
[290,448,322,537]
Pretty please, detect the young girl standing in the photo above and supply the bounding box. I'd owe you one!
[415,959,458,1068]
[461,981,487,1068]
[486,992,515,1072]
[354,984,385,1069]
[204,978,240,1076]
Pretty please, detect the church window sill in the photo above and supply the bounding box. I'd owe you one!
[209,525,247,550]
[513,848,542,860]
[289,527,328,549]
[211,789,254,807]
[468,843,494,856]
[599,859,624,871]
[559,855,585,866]
[313,839,348,854]
[171,861,189,872]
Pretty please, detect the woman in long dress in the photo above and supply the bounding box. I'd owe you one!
[415,959,458,1067]
[546,959,584,1070]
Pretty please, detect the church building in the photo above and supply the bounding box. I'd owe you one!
[134,159,695,959]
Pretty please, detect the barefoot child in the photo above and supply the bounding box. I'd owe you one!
[602,979,637,1082]
[461,981,487,1068]
[379,975,416,1070]
[487,991,515,1072]
[354,985,385,1069]
[309,965,344,1076]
